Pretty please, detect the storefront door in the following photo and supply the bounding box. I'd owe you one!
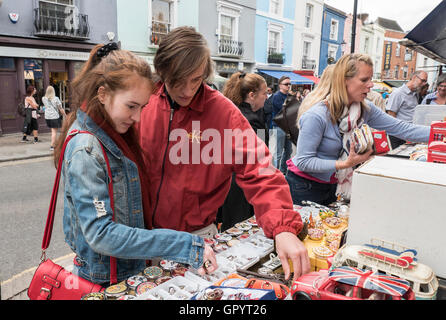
[0,72,19,135]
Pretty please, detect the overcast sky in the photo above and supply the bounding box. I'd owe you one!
[324,0,443,32]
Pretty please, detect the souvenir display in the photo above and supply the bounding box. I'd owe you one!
[104,283,128,300]
[247,217,257,226]
[172,266,188,277]
[214,273,248,288]
[261,253,282,270]
[235,222,252,231]
[160,260,179,271]
[324,217,342,228]
[227,239,240,247]
[143,266,163,280]
[117,295,136,300]
[312,245,333,259]
[225,227,243,236]
[213,243,229,253]
[192,286,277,300]
[126,275,148,291]
[308,228,325,241]
[291,267,415,300]
[237,233,250,241]
[319,209,336,220]
[214,233,232,242]
[136,281,157,296]
[81,292,105,300]
[155,276,173,285]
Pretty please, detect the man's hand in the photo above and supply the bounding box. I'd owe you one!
[275,232,311,281]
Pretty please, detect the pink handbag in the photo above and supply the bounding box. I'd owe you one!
[28,130,117,300]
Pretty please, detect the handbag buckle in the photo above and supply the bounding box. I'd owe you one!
[40,287,51,299]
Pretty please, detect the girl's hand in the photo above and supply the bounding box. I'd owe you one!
[197,245,218,275]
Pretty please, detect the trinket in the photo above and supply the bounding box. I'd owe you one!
[144,266,163,280]
[136,281,157,295]
[160,260,179,271]
[81,292,105,300]
[126,275,148,291]
[155,276,172,285]
[104,283,127,299]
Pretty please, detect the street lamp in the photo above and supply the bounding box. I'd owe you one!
[351,0,358,53]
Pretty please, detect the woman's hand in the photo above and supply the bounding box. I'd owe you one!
[336,142,374,170]
[197,244,218,275]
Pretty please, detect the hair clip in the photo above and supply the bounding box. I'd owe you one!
[239,72,246,79]
[97,42,119,58]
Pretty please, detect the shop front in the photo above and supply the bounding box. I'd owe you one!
[0,37,93,135]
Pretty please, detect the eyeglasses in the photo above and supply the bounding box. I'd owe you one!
[281,83,291,86]
[416,75,428,83]
[438,85,446,89]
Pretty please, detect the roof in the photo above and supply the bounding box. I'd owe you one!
[375,17,404,32]
[323,4,347,18]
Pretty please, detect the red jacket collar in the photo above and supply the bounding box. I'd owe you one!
[156,83,207,113]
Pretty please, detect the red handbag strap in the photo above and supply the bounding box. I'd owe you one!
[41,129,117,285]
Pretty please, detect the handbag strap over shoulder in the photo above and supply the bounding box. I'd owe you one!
[41,129,117,285]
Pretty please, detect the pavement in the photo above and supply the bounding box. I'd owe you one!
[0,132,75,300]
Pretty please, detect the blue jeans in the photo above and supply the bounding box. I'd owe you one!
[285,170,338,206]
[269,127,292,175]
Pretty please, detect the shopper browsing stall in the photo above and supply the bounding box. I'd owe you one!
[286,54,430,205]
[138,27,310,281]
[422,74,446,105]
[53,43,216,285]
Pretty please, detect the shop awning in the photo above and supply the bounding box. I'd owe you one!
[294,70,320,84]
[383,80,407,88]
[400,1,446,64]
[258,69,314,85]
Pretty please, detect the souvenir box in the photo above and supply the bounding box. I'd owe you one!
[190,285,277,300]
[348,156,446,278]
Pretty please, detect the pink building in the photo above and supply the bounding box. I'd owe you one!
[343,14,363,54]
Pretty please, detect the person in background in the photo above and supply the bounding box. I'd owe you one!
[269,76,293,175]
[366,90,387,112]
[302,88,310,99]
[422,74,446,105]
[217,71,268,231]
[138,26,310,281]
[43,85,66,151]
[53,43,217,285]
[267,86,273,98]
[287,54,430,205]
[263,87,275,146]
[386,70,428,148]
[21,85,40,144]
[418,82,430,104]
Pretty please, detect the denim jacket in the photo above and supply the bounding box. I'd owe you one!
[63,110,205,285]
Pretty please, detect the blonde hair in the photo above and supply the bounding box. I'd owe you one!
[45,85,56,100]
[223,72,266,106]
[297,64,335,127]
[154,26,213,87]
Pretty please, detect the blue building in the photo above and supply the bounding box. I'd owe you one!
[255,0,312,89]
[319,4,346,76]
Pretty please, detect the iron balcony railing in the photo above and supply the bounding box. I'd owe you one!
[217,39,244,57]
[302,57,317,70]
[33,7,90,40]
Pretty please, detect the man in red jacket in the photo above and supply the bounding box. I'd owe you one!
[139,26,310,280]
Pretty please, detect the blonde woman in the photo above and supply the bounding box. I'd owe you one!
[286,54,430,205]
[42,86,66,151]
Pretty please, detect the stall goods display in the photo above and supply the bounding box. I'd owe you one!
[245,278,290,300]
[308,228,325,241]
[330,239,439,300]
[192,286,277,300]
[324,217,342,228]
[313,245,334,260]
[291,267,415,300]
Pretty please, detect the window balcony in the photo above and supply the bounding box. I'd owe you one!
[33,8,90,40]
[267,52,285,64]
[217,39,244,58]
[302,57,317,70]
